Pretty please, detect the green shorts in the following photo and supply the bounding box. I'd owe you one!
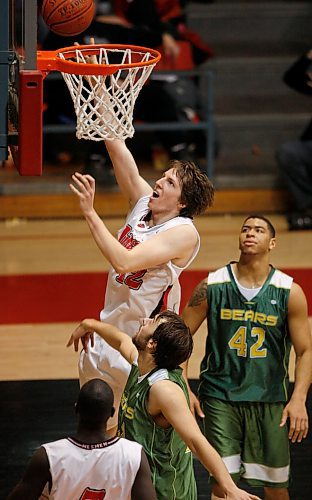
[201,398,290,488]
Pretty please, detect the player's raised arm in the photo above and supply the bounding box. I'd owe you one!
[67,319,137,365]
[105,139,152,208]
[67,178,198,273]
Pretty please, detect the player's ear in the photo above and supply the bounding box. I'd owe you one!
[111,406,115,418]
[147,338,157,353]
[269,237,276,251]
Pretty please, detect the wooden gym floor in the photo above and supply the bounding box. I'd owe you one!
[0,209,311,498]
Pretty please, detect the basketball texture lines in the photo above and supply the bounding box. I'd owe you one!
[41,0,95,36]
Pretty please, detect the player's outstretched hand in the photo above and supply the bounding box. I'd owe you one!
[69,172,96,216]
[67,321,94,353]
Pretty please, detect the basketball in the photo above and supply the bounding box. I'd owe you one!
[41,0,95,37]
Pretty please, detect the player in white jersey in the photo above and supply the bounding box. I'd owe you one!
[70,138,215,431]
[7,379,156,500]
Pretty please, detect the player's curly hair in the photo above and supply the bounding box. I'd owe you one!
[170,160,215,217]
[151,310,193,370]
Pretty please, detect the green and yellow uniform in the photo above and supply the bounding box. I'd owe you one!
[199,263,293,488]
[200,263,292,403]
[118,364,197,500]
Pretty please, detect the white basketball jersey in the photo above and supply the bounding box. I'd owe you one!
[100,195,200,336]
[79,196,200,425]
[40,436,142,500]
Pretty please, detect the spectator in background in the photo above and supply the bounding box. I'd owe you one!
[275,49,312,230]
[110,0,215,169]
[112,0,213,65]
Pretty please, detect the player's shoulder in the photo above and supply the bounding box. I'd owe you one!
[148,368,170,385]
[148,368,184,392]
[269,268,293,290]
[208,265,230,285]
[288,280,307,305]
[42,437,69,449]
[162,216,197,233]
[149,375,185,403]
[118,436,142,453]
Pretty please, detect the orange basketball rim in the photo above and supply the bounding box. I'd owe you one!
[37,44,161,141]
[37,43,161,75]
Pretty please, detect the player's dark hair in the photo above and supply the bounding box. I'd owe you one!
[243,214,276,238]
[171,160,215,217]
[151,310,193,370]
[76,379,114,428]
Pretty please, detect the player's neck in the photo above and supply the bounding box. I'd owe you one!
[137,351,156,375]
[150,208,180,226]
[234,259,271,288]
[75,426,111,444]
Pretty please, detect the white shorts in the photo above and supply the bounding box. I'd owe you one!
[79,333,131,430]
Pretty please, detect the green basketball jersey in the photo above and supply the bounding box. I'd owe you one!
[118,364,197,500]
[199,264,293,403]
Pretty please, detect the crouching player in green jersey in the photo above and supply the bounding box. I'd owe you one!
[182,215,312,500]
[67,310,260,500]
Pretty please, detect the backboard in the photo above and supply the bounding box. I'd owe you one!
[1,0,43,175]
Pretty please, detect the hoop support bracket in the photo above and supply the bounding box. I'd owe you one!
[17,70,43,175]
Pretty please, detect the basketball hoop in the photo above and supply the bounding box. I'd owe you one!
[37,44,161,141]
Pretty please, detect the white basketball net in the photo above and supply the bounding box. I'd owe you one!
[60,46,157,141]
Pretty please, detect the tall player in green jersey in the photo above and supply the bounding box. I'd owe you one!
[67,310,260,500]
[183,215,312,500]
